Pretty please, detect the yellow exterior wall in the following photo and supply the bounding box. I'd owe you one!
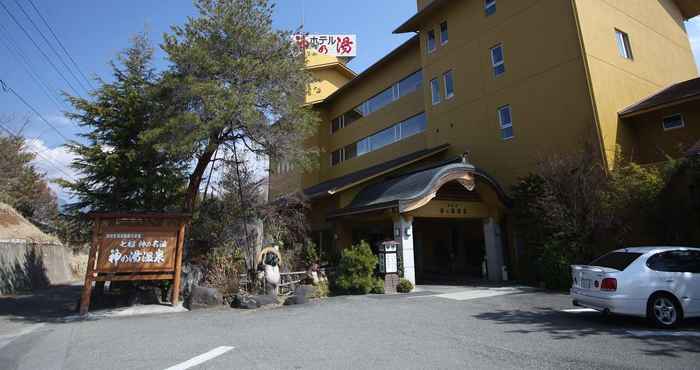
[625,100,700,164]
[418,0,597,187]
[270,0,699,215]
[573,0,699,167]
[310,40,425,183]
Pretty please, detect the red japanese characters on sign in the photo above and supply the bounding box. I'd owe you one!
[293,34,357,57]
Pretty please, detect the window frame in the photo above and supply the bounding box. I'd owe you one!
[485,0,496,16]
[440,21,449,45]
[330,148,345,167]
[662,113,684,131]
[443,70,454,100]
[615,29,633,60]
[491,44,506,77]
[427,30,437,54]
[498,105,514,140]
[430,78,441,105]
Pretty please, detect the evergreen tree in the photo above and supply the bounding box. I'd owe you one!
[148,0,319,212]
[60,33,189,212]
[0,126,59,226]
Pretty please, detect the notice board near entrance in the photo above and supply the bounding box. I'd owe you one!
[79,213,191,315]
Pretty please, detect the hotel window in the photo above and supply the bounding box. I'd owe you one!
[331,149,344,166]
[397,70,423,98]
[427,30,436,54]
[366,87,394,114]
[485,0,496,16]
[443,70,454,99]
[662,114,684,131]
[498,105,514,140]
[431,78,441,105]
[491,44,505,77]
[440,22,448,45]
[329,113,427,165]
[331,70,423,134]
[615,29,633,60]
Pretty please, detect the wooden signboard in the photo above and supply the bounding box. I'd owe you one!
[79,213,191,316]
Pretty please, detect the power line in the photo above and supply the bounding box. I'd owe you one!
[0,0,83,98]
[13,0,90,95]
[0,25,66,112]
[0,120,77,181]
[1,78,73,142]
[26,0,95,90]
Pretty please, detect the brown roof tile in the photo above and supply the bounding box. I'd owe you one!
[619,77,700,117]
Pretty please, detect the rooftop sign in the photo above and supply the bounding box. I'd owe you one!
[293,34,356,57]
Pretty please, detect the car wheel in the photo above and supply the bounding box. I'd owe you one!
[647,293,683,328]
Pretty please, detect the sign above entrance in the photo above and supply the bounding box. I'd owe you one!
[293,34,356,57]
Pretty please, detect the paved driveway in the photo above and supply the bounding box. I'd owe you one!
[1,285,699,369]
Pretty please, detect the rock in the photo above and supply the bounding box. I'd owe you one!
[284,285,314,305]
[252,294,278,307]
[231,294,278,309]
[231,294,258,309]
[184,285,223,310]
[180,262,205,298]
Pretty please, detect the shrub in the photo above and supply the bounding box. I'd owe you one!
[203,248,245,303]
[511,148,669,288]
[370,278,384,294]
[332,241,378,295]
[539,240,573,290]
[301,241,319,268]
[396,278,413,293]
[312,281,329,298]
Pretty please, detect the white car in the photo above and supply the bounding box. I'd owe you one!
[571,247,700,327]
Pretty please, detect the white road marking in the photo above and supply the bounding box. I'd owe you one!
[164,346,235,370]
[0,323,46,350]
[627,330,700,338]
[434,289,518,301]
[561,308,598,313]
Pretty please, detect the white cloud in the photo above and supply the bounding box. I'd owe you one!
[26,139,77,202]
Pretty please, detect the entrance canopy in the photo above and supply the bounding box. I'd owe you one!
[329,159,510,219]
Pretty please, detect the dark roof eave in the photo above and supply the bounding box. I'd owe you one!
[303,143,450,200]
[618,77,700,118]
[327,201,398,220]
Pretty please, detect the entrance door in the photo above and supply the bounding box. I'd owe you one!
[414,218,485,284]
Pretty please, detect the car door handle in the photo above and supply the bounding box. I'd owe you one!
[665,280,674,283]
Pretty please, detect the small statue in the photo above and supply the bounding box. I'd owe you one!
[256,245,282,295]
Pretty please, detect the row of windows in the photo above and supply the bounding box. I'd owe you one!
[331,70,423,133]
[331,112,427,166]
[427,21,448,53]
[430,70,454,105]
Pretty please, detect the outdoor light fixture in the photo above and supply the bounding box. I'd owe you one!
[394,227,401,238]
[404,226,411,237]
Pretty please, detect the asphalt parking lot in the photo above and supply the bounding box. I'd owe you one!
[1,285,699,369]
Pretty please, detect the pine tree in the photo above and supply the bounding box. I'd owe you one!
[59,33,189,212]
[0,127,59,226]
[148,0,320,213]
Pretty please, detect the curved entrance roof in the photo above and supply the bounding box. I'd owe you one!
[328,159,510,219]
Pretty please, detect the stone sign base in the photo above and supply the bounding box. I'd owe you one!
[384,274,399,294]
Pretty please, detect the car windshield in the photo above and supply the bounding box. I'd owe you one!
[589,252,642,271]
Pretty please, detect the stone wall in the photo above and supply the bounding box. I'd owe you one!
[0,241,82,295]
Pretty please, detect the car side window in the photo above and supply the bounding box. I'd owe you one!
[691,251,700,273]
[647,251,698,273]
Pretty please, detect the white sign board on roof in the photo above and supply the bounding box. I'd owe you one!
[293,34,357,57]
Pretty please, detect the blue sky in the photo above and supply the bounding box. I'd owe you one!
[0,1,698,200]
